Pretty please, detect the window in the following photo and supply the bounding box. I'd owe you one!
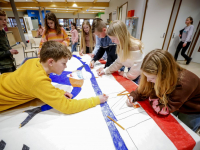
[8,17,27,33]
[75,18,94,27]
[58,18,74,30]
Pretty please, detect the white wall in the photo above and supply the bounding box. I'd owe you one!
[101,14,109,23]
[141,0,174,55]
[104,0,146,39]
[5,11,26,17]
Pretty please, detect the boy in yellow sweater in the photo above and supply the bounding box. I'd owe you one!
[0,41,108,113]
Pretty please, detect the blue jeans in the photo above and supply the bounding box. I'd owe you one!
[119,66,140,84]
[71,42,78,53]
[173,111,200,132]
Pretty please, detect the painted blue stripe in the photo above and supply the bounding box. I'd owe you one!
[73,55,128,150]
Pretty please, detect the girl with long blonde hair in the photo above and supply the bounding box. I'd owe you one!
[127,49,200,132]
[98,20,144,84]
[79,20,95,56]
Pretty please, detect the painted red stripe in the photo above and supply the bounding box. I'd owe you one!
[111,72,196,150]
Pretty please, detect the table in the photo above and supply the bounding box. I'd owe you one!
[0,54,199,150]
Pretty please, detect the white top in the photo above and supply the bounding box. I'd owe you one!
[104,50,144,80]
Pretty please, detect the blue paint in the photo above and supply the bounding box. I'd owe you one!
[41,104,53,111]
[71,87,81,99]
[50,71,72,85]
[73,55,128,150]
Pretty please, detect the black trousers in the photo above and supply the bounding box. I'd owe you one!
[174,41,191,61]
[0,66,16,74]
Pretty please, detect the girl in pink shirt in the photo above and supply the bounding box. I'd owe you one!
[70,23,79,53]
[80,20,95,56]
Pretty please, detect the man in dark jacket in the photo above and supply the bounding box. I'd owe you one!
[0,10,18,74]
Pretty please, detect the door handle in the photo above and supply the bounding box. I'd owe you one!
[172,33,175,38]
[163,33,165,38]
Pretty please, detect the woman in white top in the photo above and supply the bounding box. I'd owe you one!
[174,17,194,65]
[98,20,144,84]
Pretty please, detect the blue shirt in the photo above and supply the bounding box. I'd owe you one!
[92,35,107,60]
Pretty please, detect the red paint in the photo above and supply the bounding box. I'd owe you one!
[111,72,196,150]
[98,59,106,64]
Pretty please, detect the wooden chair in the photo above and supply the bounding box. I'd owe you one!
[29,38,39,49]
[20,42,37,58]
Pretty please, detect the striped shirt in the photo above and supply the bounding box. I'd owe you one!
[39,27,70,53]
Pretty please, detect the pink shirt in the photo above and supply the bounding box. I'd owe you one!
[70,29,78,43]
[37,26,44,36]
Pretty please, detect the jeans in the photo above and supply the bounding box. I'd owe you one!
[174,41,191,61]
[119,66,140,84]
[173,111,200,132]
[71,42,78,53]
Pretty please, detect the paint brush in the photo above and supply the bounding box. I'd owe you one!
[107,116,125,130]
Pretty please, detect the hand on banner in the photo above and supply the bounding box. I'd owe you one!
[99,94,109,103]
[64,92,73,99]
[89,60,95,68]
[126,96,134,107]
[97,67,105,76]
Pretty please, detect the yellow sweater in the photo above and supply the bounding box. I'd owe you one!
[0,58,100,113]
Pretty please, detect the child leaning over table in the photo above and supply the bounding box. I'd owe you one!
[127,49,200,133]
[97,20,144,84]
[0,41,108,113]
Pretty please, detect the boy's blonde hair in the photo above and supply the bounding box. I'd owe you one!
[81,20,94,53]
[40,41,72,62]
[107,20,143,62]
[138,49,183,106]
[92,18,107,32]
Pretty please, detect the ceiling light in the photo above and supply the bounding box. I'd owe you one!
[72,1,77,7]
[72,3,78,7]
[54,8,56,9]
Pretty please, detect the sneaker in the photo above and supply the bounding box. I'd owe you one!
[186,58,192,65]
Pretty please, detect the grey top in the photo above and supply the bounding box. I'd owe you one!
[181,25,194,43]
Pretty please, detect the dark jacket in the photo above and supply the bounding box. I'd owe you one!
[130,69,200,114]
[92,35,117,68]
[0,29,14,69]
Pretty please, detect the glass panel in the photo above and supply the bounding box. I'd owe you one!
[89,19,93,25]
[59,19,64,26]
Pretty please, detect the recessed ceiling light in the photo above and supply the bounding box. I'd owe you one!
[72,3,77,7]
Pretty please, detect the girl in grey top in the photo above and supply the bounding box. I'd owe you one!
[174,17,194,65]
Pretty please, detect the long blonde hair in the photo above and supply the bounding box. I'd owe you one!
[107,20,143,62]
[81,20,94,53]
[138,49,184,106]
